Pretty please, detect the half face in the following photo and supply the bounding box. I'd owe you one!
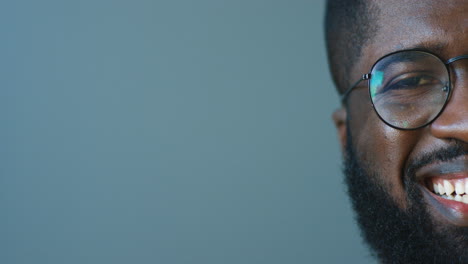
[336,0,468,226]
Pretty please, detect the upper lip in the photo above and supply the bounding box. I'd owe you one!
[415,156,468,181]
[414,155,468,226]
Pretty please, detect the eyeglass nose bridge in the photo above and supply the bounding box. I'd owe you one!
[416,53,468,130]
[369,52,467,131]
[340,51,468,130]
[442,54,468,102]
[445,54,468,64]
[428,54,468,133]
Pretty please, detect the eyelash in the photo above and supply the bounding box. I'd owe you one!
[380,74,441,94]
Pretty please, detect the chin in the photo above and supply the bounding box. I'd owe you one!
[344,135,468,263]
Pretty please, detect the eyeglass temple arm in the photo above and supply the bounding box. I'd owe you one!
[340,73,371,103]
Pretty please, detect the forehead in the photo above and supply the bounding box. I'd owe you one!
[357,0,468,71]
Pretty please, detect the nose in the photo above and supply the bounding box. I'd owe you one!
[430,66,468,143]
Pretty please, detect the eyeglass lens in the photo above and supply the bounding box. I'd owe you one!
[369,51,450,129]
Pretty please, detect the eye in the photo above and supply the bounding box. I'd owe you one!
[399,76,435,86]
[381,74,443,93]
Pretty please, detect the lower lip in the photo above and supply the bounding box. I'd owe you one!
[421,186,468,226]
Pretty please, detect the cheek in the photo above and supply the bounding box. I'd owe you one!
[348,93,421,207]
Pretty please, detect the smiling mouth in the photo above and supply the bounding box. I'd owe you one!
[415,155,468,225]
[427,178,468,204]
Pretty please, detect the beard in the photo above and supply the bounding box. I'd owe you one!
[344,129,468,263]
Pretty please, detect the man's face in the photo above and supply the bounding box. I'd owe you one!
[334,0,468,261]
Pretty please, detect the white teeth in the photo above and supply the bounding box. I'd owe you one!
[438,183,445,195]
[463,195,468,204]
[455,181,465,195]
[430,179,468,203]
[444,180,454,195]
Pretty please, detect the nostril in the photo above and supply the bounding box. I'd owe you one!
[430,118,468,143]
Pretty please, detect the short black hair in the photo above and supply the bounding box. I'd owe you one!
[324,0,380,93]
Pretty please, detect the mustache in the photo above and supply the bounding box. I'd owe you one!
[405,141,468,180]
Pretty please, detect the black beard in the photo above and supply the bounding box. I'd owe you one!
[344,131,468,264]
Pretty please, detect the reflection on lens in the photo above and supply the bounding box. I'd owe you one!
[369,51,449,129]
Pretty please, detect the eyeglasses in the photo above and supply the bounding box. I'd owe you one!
[341,50,468,130]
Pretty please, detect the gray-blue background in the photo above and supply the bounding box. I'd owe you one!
[2,0,373,263]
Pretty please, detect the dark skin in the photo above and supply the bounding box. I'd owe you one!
[334,0,468,226]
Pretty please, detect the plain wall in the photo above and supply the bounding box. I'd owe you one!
[2,0,374,263]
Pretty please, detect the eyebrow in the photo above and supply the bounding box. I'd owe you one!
[402,42,448,57]
[373,51,437,72]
